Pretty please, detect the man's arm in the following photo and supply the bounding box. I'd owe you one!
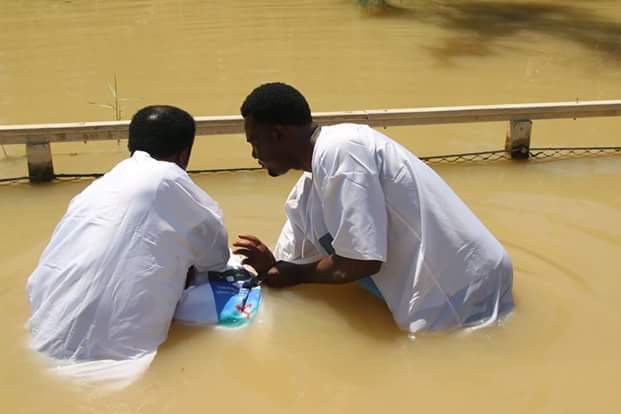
[233,234,381,287]
[267,255,382,287]
[158,175,231,273]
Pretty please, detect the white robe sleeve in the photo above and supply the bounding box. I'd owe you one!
[313,130,388,262]
[188,217,230,272]
[155,174,230,273]
[274,219,299,261]
[318,172,388,262]
[274,173,322,264]
[274,218,322,264]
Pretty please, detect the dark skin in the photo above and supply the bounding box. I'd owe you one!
[233,116,382,287]
[157,146,192,170]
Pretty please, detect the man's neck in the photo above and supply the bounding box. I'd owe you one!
[301,124,320,172]
[156,151,188,170]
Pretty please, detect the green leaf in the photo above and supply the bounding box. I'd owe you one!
[107,82,118,98]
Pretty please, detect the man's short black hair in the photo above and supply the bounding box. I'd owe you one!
[128,105,195,158]
[240,82,312,126]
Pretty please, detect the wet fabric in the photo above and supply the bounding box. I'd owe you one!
[26,151,230,361]
[274,124,514,333]
[43,352,157,392]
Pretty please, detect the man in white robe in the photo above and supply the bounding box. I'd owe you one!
[27,105,230,363]
[233,83,513,334]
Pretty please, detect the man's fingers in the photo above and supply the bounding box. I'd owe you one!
[232,248,254,258]
[232,239,258,249]
[237,234,262,244]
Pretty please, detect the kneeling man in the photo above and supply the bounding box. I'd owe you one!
[234,83,514,334]
[27,105,230,361]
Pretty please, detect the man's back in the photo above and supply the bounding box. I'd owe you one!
[27,151,229,360]
[309,124,514,331]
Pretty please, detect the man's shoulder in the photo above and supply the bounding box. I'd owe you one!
[102,153,185,183]
[156,167,220,211]
[314,124,375,172]
[321,123,371,140]
[315,123,366,154]
[155,167,201,195]
[286,172,313,202]
[108,156,200,203]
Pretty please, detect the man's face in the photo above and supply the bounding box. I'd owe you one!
[244,116,291,177]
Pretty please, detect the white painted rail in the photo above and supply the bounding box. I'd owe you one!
[1,100,620,181]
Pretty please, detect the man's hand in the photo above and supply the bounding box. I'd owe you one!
[232,234,276,274]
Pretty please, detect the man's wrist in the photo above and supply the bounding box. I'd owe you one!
[258,259,281,280]
[260,260,308,286]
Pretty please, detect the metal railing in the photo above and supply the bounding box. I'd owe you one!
[1,100,620,181]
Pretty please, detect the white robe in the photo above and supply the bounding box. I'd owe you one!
[27,151,230,362]
[274,124,514,333]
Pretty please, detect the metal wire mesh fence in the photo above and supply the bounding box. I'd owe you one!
[1,146,619,185]
[416,146,621,164]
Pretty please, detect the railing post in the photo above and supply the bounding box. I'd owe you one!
[26,141,54,182]
[505,120,532,160]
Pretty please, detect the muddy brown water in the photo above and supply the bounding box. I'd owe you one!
[1,1,620,412]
